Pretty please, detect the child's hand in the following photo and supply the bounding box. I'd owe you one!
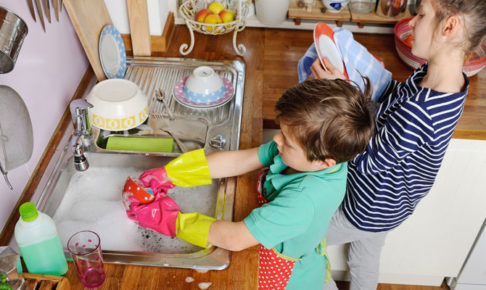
[310,58,346,80]
[126,191,181,237]
[139,167,176,195]
[125,189,216,248]
[140,149,212,192]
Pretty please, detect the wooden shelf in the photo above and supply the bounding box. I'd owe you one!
[288,0,351,26]
[352,3,411,27]
[288,0,411,27]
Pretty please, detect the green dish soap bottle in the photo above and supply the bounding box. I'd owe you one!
[14,202,68,275]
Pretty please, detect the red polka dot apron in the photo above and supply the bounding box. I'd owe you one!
[256,169,299,289]
[256,169,332,289]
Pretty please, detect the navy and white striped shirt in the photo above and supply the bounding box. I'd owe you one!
[343,64,469,232]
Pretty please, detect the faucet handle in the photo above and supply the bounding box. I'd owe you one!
[69,99,93,125]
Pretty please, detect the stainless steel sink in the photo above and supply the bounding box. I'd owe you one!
[29,58,245,270]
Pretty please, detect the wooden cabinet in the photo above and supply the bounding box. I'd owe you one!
[288,0,411,27]
[327,138,486,286]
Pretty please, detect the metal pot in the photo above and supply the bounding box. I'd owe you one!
[380,0,408,17]
[0,6,28,73]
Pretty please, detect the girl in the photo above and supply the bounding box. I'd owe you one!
[310,0,486,289]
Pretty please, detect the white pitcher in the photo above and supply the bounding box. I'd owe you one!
[255,0,290,26]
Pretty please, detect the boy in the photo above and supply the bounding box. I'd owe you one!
[126,78,374,289]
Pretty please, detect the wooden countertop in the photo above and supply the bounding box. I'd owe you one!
[1,26,484,290]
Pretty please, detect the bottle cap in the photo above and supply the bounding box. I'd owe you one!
[19,202,38,222]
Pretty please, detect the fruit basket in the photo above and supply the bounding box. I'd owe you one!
[179,0,250,56]
[394,17,486,77]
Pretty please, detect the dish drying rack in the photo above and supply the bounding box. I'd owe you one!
[179,0,250,56]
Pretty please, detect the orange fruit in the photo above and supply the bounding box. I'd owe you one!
[405,34,414,47]
[195,8,211,22]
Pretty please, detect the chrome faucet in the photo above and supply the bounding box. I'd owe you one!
[69,99,93,171]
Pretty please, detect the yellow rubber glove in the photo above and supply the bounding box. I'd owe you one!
[176,212,216,248]
[139,149,212,196]
[165,149,212,187]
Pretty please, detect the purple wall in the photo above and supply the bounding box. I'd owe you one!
[0,1,88,231]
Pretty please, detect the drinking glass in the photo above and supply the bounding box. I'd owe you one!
[67,231,106,289]
[349,0,373,13]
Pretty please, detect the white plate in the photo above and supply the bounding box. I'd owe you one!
[99,25,127,79]
[313,22,345,74]
[173,76,235,109]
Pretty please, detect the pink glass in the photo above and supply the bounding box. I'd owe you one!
[67,231,106,288]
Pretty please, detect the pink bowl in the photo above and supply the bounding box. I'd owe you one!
[394,17,486,77]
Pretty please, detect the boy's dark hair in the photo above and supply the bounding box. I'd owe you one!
[275,78,374,164]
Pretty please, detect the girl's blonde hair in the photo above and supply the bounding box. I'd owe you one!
[433,0,486,53]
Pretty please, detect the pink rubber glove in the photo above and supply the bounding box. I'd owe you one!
[125,191,180,237]
[139,167,176,195]
[139,150,212,195]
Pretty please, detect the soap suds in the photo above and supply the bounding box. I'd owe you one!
[185,276,194,283]
[198,282,212,289]
[53,166,217,253]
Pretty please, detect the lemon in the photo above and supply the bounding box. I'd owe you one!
[204,14,222,33]
[208,1,225,15]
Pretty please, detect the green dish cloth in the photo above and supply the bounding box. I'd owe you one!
[106,136,174,153]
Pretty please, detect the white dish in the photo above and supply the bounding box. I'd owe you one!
[173,76,235,109]
[313,22,346,75]
[184,66,225,102]
[86,79,148,131]
[99,24,127,79]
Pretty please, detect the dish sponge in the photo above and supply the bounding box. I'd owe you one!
[106,136,174,153]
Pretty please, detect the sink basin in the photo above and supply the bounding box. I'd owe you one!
[37,150,232,269]
[30,57,245,270]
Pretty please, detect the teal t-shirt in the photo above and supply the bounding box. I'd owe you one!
[244,141,347,289]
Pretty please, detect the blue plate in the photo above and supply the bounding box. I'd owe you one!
[99,24,127,79]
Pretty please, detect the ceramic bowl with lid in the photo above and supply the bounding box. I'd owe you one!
[86,79,148,131]
[183,66,226,104]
